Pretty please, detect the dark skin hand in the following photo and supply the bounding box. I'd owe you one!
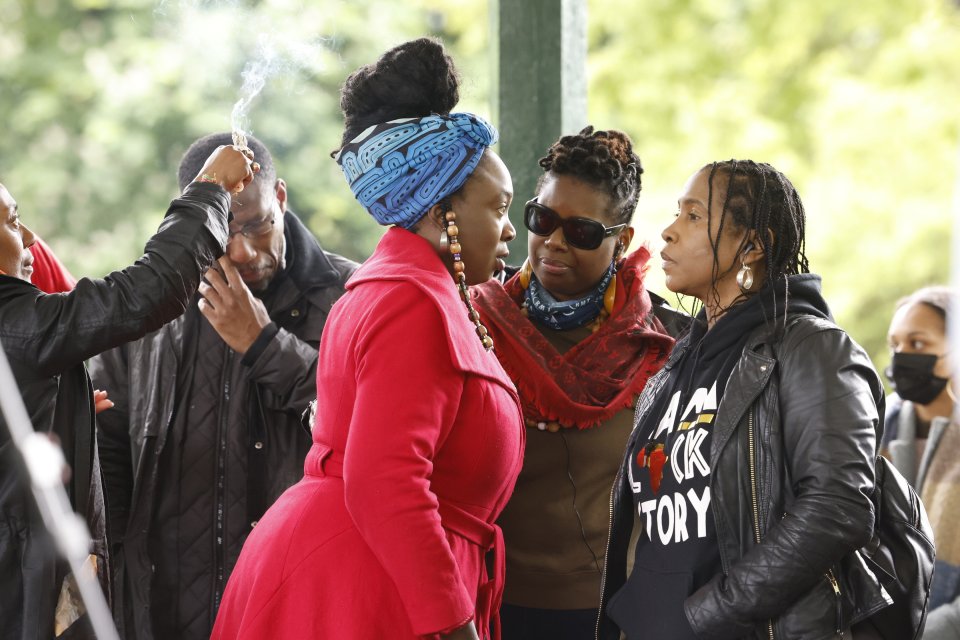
[192,145,259,193]
[197,255,271,354]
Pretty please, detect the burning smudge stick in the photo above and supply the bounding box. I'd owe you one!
[232,130,247,149]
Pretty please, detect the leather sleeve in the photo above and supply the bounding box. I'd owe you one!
[2,182,229,377]
[686,323,880,638]
[88,346,133,544]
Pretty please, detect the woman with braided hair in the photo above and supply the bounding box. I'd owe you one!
[472,126,681,639]
[212,38,523,640]
[598,160,894,639]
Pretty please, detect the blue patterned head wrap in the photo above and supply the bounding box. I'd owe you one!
[334,112,499,229]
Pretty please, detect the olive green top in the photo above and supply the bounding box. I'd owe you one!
[498,322,637,610]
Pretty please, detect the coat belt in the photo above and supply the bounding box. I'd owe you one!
[304,441,505,639]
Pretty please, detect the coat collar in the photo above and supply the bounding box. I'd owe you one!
[0,274,39,304]
[348,227,453,292]
[282,209,340,292]
[349,227,515,388]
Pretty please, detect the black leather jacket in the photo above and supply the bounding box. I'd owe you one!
[599,286,891,639]
[89,210,357,640]
[0,182,229,640]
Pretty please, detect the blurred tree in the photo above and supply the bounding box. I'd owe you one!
[0,0,956,377]
[587,0,959,374]
[0,0,490,270]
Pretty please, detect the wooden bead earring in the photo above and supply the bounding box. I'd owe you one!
[445,210,494,351]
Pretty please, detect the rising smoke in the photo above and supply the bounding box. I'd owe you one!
[155,0,329,140]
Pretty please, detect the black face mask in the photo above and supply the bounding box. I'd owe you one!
[885,352,950,405]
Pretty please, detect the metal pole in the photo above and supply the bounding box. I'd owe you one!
[494,0,588,262]
[0,341,120,640]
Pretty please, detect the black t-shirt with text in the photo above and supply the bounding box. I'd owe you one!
[607,295,768,639]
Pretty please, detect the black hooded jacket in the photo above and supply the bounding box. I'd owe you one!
[599,275,892,640]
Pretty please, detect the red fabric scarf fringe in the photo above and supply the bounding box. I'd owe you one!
[471,247,675,429]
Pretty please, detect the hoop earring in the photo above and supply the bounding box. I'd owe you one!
[439,227,449,250]
[445,211,494,351]
[736,260,754,292]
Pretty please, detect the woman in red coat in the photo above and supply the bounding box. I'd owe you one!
[211,39,524,640]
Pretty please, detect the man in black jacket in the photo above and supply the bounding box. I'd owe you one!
[0,146,254,640]
[89,133,358,640]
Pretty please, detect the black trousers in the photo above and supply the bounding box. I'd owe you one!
[500,603,599,640]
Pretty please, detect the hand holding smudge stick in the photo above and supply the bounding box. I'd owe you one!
[192,143,259,194]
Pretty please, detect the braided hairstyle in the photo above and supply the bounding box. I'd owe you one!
[336,37,460,150]
[701,160,810,326]
[537,126,643,225]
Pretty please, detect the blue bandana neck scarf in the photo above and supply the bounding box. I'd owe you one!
[334,113,499,229]
[524,262,616,331]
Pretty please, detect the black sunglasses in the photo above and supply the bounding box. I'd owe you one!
[523,199,626,250]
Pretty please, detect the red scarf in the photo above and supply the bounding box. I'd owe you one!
[471,247,675,429]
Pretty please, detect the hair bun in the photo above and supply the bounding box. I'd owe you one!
[339,38,460,146]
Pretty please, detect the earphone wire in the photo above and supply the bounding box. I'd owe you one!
[558,431,604,575]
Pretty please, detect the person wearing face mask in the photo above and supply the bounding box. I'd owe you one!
[471,127,682,639]
[883,285,960,639]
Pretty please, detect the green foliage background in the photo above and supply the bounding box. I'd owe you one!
[0,0,957,374]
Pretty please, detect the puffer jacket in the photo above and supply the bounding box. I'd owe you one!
[89,210,357,640]
[599,275,891,640]
[0,182,229,640]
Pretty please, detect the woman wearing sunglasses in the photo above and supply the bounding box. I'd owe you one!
[472,126,681,639]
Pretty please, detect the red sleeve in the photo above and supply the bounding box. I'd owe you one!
[29,237,78,293]
[342,282,474,637]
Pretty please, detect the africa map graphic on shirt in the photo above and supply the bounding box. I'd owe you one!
[629,380,718,546]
